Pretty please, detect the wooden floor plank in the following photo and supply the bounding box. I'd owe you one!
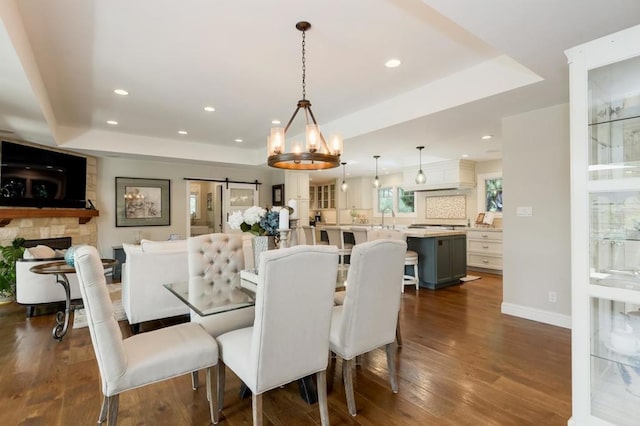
[0,272,572,425]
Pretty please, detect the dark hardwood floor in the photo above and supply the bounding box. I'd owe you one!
[0,272,572,425]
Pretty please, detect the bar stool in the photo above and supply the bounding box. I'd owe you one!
[302,225,328,246]
[325,226,353,264]
[403,250,420,292]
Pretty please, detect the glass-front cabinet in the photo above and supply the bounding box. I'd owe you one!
[567,25,640,425]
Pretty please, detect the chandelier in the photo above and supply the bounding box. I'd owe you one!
[267,21,342,170]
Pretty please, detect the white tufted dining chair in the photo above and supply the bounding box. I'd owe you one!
[74,246,219,425]
[329,239,406,416]
[187,233,256,388]
[216,245,339,426]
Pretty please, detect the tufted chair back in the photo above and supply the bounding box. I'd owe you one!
[187,233,255,337]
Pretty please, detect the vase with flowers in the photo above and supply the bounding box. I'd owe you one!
[228,206,282,268]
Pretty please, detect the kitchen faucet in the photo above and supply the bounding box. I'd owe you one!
[381,208,396,229]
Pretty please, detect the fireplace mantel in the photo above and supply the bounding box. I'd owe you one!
[0,208,99,227]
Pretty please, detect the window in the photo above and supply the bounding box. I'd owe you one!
[398,188,415,213]
[377,187,393,212]
[485,178,503,212]
[190,193,199,219]
[374,186,416,217]
[477,173,503,216]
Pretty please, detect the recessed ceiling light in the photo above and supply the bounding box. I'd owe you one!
[385,59,401,68]
[107,120,118,125]
[481,135,493,140]
[204,106,215,112]
[114,89,129,96]
[234,138,243,143]
[461,154,469,158]
[271,119,281,125]
[178,130,188,135]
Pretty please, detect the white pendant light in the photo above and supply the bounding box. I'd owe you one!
[341,162,348,192]
[373,155,380,188]
[415,146,426,184]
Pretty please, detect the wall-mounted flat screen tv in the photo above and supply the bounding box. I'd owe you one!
[0,141,87,209]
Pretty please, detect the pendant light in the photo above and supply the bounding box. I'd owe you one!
[415,146,426,184]
[341,162,348,192]
[266,21,343,170]
[373,155,380,188]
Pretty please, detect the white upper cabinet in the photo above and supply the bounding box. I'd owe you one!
[285,171,309,200]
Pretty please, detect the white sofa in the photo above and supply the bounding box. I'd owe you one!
[16,245,81,317]
[121,239,192,333]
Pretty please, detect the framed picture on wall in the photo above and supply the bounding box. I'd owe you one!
[272,184,284,206]
[115,177,171,227]
[207,192,213,210]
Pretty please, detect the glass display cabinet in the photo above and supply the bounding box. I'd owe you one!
[566,24,640,425]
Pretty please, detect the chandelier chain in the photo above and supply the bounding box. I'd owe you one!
[301,29,306,100]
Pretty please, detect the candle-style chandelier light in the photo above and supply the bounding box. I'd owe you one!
[267,21,343,170]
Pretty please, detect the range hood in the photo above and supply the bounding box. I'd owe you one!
[401,159,476,192]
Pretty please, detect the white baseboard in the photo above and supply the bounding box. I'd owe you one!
[501,302,572,329]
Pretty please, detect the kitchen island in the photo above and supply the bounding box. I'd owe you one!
[404,229,467,289]
[314,225,467,290]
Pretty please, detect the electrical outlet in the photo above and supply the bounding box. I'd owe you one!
[548,291,557,303]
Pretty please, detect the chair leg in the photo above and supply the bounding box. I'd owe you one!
[317,370,330,426]
[107,394,119,426]
[414,262,420,291]
[98,395,109,424]
[217,361,226,411]
[191,371,199,390]
[385,343,399,393]
[206,366,219,424]
[342,358,357,416]
[396,312,403,348]
[252,392,263,426]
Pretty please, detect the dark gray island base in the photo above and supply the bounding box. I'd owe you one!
[407,233,467,290]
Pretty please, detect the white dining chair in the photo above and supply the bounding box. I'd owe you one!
[187,233,256,389]
[368,228,420,291]
[325,225,353,264]
[329,239,406,416]
[73,246,220,425]
[216,245,339,425]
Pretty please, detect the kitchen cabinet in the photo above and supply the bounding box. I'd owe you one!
[467,229,503,272]
[344,177,373,210]
[285,172,309,200]
[407,234,466,289]
[311,183,336,209]
[566,25,640,426]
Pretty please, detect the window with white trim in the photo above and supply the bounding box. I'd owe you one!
[374,186,416,217]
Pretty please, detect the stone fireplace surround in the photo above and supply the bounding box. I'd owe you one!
[0,140,98,248]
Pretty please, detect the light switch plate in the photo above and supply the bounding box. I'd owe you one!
[516,206,533,217]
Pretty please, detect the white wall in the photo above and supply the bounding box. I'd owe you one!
[502,103,571,328]
[95,157,274,257]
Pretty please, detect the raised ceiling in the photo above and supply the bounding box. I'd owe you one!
[1,0,639,179]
